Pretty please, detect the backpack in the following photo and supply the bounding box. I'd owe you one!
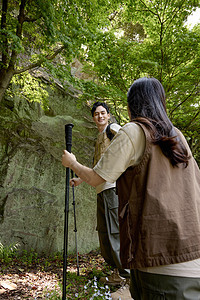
[106,123,115,141]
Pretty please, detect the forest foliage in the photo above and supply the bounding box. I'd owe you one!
[0,0,200,163]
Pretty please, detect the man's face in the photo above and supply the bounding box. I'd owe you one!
[93,105,110,131]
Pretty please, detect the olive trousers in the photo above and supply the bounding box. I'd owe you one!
[130,269,200,300]
[97,188,129,278]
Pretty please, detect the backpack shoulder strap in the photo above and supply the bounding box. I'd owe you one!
[106,123,115,141]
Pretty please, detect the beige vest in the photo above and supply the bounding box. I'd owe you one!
[93,130,111,167]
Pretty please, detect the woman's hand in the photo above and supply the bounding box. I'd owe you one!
[62,150,76,168]
[70,177,83,187]
[62,150,105,187]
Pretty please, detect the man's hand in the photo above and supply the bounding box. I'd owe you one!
[62,150,76,168]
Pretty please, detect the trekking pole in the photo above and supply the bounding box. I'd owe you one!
[71,170,80,276]
[62,123,74,300]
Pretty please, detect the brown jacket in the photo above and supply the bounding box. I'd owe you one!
[117,123,200,269]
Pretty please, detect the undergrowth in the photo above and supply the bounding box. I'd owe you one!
[0,242,115,299]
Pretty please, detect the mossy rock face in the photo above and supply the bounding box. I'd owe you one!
[0,85,99,255]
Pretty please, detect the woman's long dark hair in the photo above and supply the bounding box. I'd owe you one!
[127,77,190,167]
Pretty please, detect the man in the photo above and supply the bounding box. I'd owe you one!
[71,102,131,298]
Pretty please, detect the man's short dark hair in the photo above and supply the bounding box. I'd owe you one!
[91,101,110,117]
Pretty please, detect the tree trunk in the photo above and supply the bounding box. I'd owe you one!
[0,67,15,103]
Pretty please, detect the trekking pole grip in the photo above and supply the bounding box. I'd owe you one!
[65,123,74,153]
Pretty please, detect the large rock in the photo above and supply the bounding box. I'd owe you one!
[0,84,99,255]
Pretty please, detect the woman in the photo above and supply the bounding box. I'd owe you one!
[62,77,200,299]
